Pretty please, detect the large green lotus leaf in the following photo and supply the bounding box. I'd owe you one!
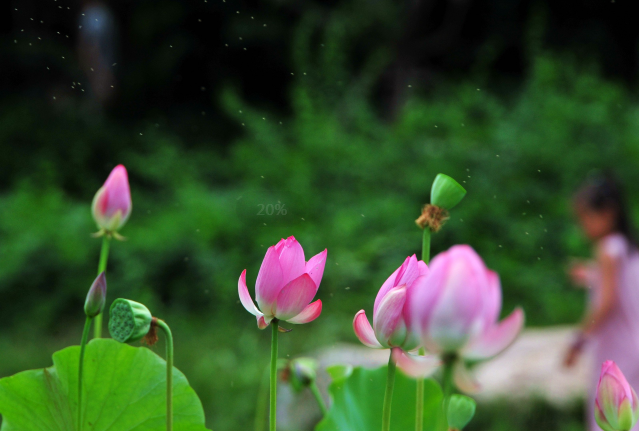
[316,365,446,431]
[0,338,209,430]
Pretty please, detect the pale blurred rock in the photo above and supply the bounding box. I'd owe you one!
[471,326,590,406]
[314,326,590,406]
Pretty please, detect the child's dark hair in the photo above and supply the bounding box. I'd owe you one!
[575,173,637,248]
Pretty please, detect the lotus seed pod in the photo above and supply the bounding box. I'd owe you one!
[430,174,466,210]
[84,272,107,318]
[447,394,476,430]
[108,298,153,343]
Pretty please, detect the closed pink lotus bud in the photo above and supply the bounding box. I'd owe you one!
[238,236,326,329]
[353,255,428,350]
[396,245,524,390]
[84,272,107,318]
[595,361,639,431]
[92,165,132,232]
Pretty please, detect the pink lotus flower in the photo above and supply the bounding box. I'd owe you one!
[353,255,429,350]
[595,361,639,431]
[394,245,524,392]
[239,236,326,329]
[92,165,132,232]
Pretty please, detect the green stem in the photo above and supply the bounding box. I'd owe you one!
[382,350,397,431]
[309,381,328,416]
[156,319,174,431]
[77,316,92,431]
[442,359,455,426]
[415,228,432,431]
[93,236,111,338]
[421,228,431,263]
[270,320,279,431]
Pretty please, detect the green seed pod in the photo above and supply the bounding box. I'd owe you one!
[430,174,466,210]
[447,394,476,430]
[108,298,153,343]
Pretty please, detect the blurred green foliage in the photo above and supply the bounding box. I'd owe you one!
[3,4,639,429]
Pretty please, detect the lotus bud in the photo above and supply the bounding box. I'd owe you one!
[92,165,132,234]
[430,174,466,210]
[595,361,639,431]
[108,298,153,343]
[287,358,318,392]
[84,272,107,318]
[447,394,476,430]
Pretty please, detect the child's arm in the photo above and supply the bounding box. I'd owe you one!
[567,258,596,289]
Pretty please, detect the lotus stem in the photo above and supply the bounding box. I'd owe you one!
[93,236,111,338]
[156,319,174,431]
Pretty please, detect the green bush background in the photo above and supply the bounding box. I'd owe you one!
[3,1,638,429]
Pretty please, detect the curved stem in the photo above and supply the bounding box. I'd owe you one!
[415,228,432,431]
[270,320,279,431]
[382,350,397,431]
[77,316,92,431]
[309,381,328,416]
[93,236,111,338]
[156,319,174,431]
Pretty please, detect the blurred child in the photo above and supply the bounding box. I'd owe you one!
[566,174,639,431]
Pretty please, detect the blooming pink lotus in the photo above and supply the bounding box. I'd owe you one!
[92,165,132,233]
[595,360,639,431]
[239,236,326,329]
[394,245,524,392]
[353,255,429,351]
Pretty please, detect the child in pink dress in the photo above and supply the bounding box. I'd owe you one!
[566,175,639,431]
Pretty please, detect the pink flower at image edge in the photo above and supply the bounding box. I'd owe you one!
[238,236,326,329]
[595,360,639,431]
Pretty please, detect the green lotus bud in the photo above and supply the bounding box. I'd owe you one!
[447,394,476,430]
[430,174,466,210]
[288,358,318,392]
[84,272,107,318]
[108,298,153,343]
